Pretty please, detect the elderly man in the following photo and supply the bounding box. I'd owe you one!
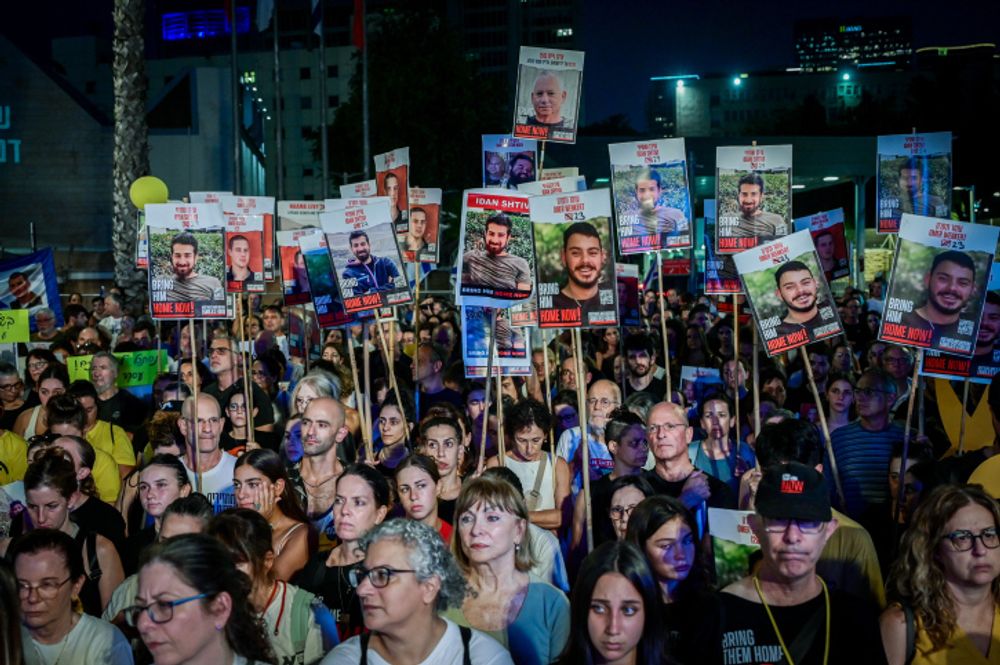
[555,379,622,496]
[201,334,274,432]
[178,393,237,513]
[526,70,568,128]
[90,351,148,435]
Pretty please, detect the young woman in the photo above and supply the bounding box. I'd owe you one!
[831,343,855,376]
[418,415,465,525]
[20,349,58,410]
[558,540,666,665]
[122,454,192,574]
[607,476,656,542]
[14,365,68,440]
[825,372,856,434]
[395,454,452,541]
[235,448,312,581]
[293,464,390,641]
[129,533,276,665]
[210,509,333,664]
[881,484,1000,665]
[374,393,415,478]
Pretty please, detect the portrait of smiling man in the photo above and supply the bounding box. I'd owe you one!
[771,260,836,340]
[550,222,608,317]
[899,249,977,345]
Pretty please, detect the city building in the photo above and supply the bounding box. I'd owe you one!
[793,17,912,72]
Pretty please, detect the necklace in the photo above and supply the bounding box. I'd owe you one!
[34,612,78,665]
[752,574,830,665]
[301,467,339,488]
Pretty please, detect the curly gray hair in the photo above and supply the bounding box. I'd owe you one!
[358,518,468,611]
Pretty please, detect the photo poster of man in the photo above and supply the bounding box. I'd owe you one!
[222,211,264,294]
[297,230,355,329]
[276,229,316,306]
[374,147,410,236]
[456,189,536,308]
[732,229,844,357]
[516,175,587,196]
[482,135,539,190]
[404,187,442,263]
[879,214,998,357]
[277,200,324,231]
[461,305,531,378]
[0,249,63,332]
[541,167,579,181]
[715,145,793,255]
[319,200,411,314]
[616,263,642,327]
[219,196,276,281]
[876,132,952,234]
[510,299,538,328]
[609,138,692,254]
[921,263,1000,382]
[680,365,724,408]
[512,46,585,144]
[531,189,618,329]
[146,203,228,319]
[703,200,742,295]
[340,179,378,199]
[792,208,850,283]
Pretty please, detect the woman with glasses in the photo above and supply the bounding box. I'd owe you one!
[417,415,466,525]
[485,399,570,532]
[626,495,715,664]
[129,533,275,665]
[221,392,277,456]
[14,365,68,440]
[607,476,655,542]
[210,509,335,664]
[294,464,390,642]
[373,393,415,479]
[0,361,28,432]
[2,450,125,616]
[881,484,1000,665]
[324,518,512,664]
[20,349,58,407]
[12,529,133,665]
[122,454,192,574]
[447,475,570,664]
[235,449,312,581]
[394,454,452,541]
[825,372,856,435]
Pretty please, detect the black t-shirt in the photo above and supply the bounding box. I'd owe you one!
[122,526,156,576]
[417,387,464,419]
[71,495,127,558]
[624,375,668,402]
[0,401,31,432]
[97,388,149,434]
[704,588,886,665]
[663,590,721,665]
[642,469,737,509]
[292,554,364,642]
[588,474,618,547]
[202,379,275,428]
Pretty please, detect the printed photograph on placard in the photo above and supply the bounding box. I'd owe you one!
[680,366,724,407]
[510,300,538,327]
[277,200,324,231]
[298,231,355,329]
[516,175,586,196]
[482,135,539,189]
[320,201,411,314]
[511,46,585,144]
[616,263,642,328]
[455,189,535,308]
[146,203,227,319]
[374,147,410,232]
[733,229,843,357]
[277,229,315,305]
[879,214,998,356]
[404,188,442,263]
[462,306,531,377]
[224,215,264,293]
[921,274,1000,382]
[793,208,850,283]
[340,180,378,198]
[220,196,275,281]
[609,139,691,253]
[876,132,952,234]
[704,200,742,295]
[531,189,618,328]
[715,145,792,255]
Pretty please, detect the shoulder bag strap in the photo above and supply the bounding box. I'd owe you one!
[902,603,916,665]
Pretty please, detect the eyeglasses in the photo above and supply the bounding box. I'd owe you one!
[609,504,639,522]
[761,518,825,534]
[348,566,417,589]
[17,576,72,599]
[28,361,49,371]
[125,593,211,627]
[855,387,888,399]
[28,433,60,446]
[0,381,22,391]
[646,422,687,436]
[226,402,246,412]
[941,527,1000,552]
[586,398,618,409]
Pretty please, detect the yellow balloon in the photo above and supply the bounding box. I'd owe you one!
[129,176,169,209]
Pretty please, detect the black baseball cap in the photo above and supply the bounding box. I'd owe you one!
[755,462,832,522]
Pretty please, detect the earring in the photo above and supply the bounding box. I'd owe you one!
[215,624,224,632]
[515,543,521,553]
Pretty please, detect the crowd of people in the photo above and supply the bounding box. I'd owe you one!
[0,281,999,665]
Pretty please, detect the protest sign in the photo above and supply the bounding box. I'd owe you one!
[715,145,792,254]
[793,208,850,283]
[680,366,724,407]
[462,306,531,377]
[0,248,63,331]
[277,229,316,306]
[146,203,227,319]
[703,200,741,295]
[0,310,29,343]
[277,200,324,231]
[456,190,536,308]
[68,350,168,387]
[880,214,998,356]
[516,175,586,196]
[616,263,642,327]
[733,229,844,357]
[921,268,1000,381]
[320,200,411,313]
[541,167,579,181]
[482,135,539,189]
[876,132,952,234]
[220,197,265,293]
[512,46,584,144]
[189,192,231,204]
[219,196,276,280]
[135,211,149,269]
[340,180,378,198]
[374,147,410,238]
[298,231,355,329]
[609,139,692,253]
[404,188,442,263]
[510,300,538,327]
[531,189,618,328]
[708,508,759,589]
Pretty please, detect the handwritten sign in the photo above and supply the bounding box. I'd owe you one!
[0,310,29,343]
[68,350,167,387]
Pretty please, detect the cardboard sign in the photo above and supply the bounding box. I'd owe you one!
[404,188,442,263]
[512,46,585,144]
[462,306,531,377]
[793,208,850,282]
[482,134,539,190]
[298,231,355,329]
[715,145,792,254]
[876,132,952,234]
[340,180,378,198]
[374,147,411,236]
[704,200,742,295]
[0,310,30,343]
[68,350,168,387]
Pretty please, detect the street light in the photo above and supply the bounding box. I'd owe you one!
[842,73,851,81]
[676,80,684,89]
[732,77,742,86]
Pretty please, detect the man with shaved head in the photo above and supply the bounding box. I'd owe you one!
[178,393,236,513]
[643,400,736,509]
[556,379,623,496]
[287,396,348,543]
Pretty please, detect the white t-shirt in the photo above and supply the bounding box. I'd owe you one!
[102,573,139,623]
[22,613,134,665]
[184,451,237,513]
[321,618,512,665]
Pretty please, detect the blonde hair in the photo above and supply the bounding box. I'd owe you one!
[452,476,534,575]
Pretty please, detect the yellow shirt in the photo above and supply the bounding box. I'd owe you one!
[914,604,1000,665]
[817,508,886,610]
[92,448,122,504]
[0,430,28,484]
[86,420,136,467]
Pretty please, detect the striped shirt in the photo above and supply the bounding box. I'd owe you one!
[828,421,904,519]
[730,210,788,238]
[462,250,530,291]
[165,273,224,302]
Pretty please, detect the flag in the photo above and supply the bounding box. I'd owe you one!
[256,0,274,31]
[352,0,365,50]
[311,0,323,37]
